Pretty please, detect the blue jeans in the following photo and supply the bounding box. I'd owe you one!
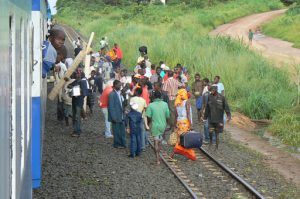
[72,105,82,134]
[130,131,141,156]
[112,122,126,148]
[101,108,112,137]
[140,122,148,149]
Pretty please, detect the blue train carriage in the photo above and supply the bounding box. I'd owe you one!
[0,0,49,198]
[0,0,33,198]
[31,0,51,190]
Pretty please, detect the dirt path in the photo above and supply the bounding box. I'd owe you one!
[226,125,300,187]
[211,10,300,187]
[210,9,300,79]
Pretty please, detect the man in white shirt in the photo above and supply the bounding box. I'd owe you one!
[100,37,108,50]
[214,75,225,96]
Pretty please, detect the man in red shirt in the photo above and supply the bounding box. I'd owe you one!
[99,85,114,138]
[113,43,123,68]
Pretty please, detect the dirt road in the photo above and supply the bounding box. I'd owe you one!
[210,9,300,78]
[211,10,300,187]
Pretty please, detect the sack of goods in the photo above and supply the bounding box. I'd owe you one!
[107,49,117,61]
[180,131,203,148]
[168,131,177,146]
[72,85,81,97]
[138,46,147,55]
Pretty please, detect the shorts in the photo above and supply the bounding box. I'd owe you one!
[208,122,224,133]
[154,135,163,141]
[196,96,203,110]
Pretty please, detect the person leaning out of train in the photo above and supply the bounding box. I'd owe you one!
[42,29,66,78]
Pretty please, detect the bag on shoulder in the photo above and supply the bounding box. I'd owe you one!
[107,49,117,61]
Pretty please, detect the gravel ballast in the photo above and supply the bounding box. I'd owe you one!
[33,91,190,199]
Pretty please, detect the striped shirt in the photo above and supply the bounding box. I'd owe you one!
[163,77,184,101]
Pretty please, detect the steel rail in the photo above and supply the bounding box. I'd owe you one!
[199,147,265,199]
[148,139,199,199]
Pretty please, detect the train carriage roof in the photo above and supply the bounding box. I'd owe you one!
[32,0,51,19]
[9,0,31,11]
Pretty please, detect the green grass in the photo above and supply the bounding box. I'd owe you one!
[263,6,300,48]
[268,106,300,147]
[55,0,300,147]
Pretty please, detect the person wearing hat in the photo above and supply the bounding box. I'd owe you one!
[203,84,231,149]
[125,102,143,158]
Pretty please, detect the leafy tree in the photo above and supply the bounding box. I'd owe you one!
[280,0,300,6]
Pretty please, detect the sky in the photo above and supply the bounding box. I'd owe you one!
[48,0,57,15]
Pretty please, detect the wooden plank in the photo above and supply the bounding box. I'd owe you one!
[48,32,94,101]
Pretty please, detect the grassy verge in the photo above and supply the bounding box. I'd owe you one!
[55,0,299,147]
[268,106,300,148]
[263,6,300,48]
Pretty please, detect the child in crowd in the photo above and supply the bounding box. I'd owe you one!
[62,74,75,126]
[114,67,121,81]
[87,70,96,115]
[151,64,156,75]
[126,102,143,158]
[120,69,130,88]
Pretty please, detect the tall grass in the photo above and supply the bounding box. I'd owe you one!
[56,0,299,146]
[269,107,300,147]
[263,6,300,48]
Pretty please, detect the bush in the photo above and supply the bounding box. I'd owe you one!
[269,108,300,147]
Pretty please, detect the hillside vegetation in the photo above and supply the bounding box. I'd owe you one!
[56,0,300,147]
[263,6,300,48]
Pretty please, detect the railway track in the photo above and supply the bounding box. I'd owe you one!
[148,136,266,199]
[61,23,269,199]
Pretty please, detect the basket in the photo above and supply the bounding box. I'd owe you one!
[168,131,177,146]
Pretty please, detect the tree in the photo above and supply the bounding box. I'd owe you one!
[280,0,300,6]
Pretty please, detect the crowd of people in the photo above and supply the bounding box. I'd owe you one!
[43,27,231,165]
